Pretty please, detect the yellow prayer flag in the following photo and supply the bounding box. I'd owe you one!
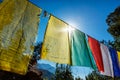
[117,51,120,71]
[117,51,120,65]
[41,15,71,64]
[0,0,41,75]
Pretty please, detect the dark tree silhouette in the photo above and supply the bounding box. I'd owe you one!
[53,64,74,80]
[106,6,120,51]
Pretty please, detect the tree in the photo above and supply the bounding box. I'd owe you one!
[53,64,75,80]
[100,40,115,48]
[75,77,83,80]
[106,6,120,51]
[85,71,114,80]
[33,42,43,60]
[24,42,43,80]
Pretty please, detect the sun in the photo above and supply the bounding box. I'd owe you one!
[62,25,75,35]
[66,26,75,38]
[68,26,75,34]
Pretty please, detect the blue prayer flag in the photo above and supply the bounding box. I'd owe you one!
[109,47,120,77]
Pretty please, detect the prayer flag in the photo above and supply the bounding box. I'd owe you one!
[88,36,104,72]
[109,47,120,77]
[41,15,71,64]
[117,51,120,67]
[71,29,97,70]
[100,44,113,77]
[0,0,41,75]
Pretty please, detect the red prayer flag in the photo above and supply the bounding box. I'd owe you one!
[88,36,104,72]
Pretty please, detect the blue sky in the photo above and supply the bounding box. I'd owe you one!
[29,0,120,42]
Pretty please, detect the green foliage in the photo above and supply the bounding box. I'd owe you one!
[85,71,120,80]
[100,40,115,48]
[85,71,114,80]
[75,77,83,80]
[106,6,120,51]
[106,6,120,26]
[53,64,74,80]
[34,42,42,56]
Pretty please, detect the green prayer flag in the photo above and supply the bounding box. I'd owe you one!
[71,29,97,70]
